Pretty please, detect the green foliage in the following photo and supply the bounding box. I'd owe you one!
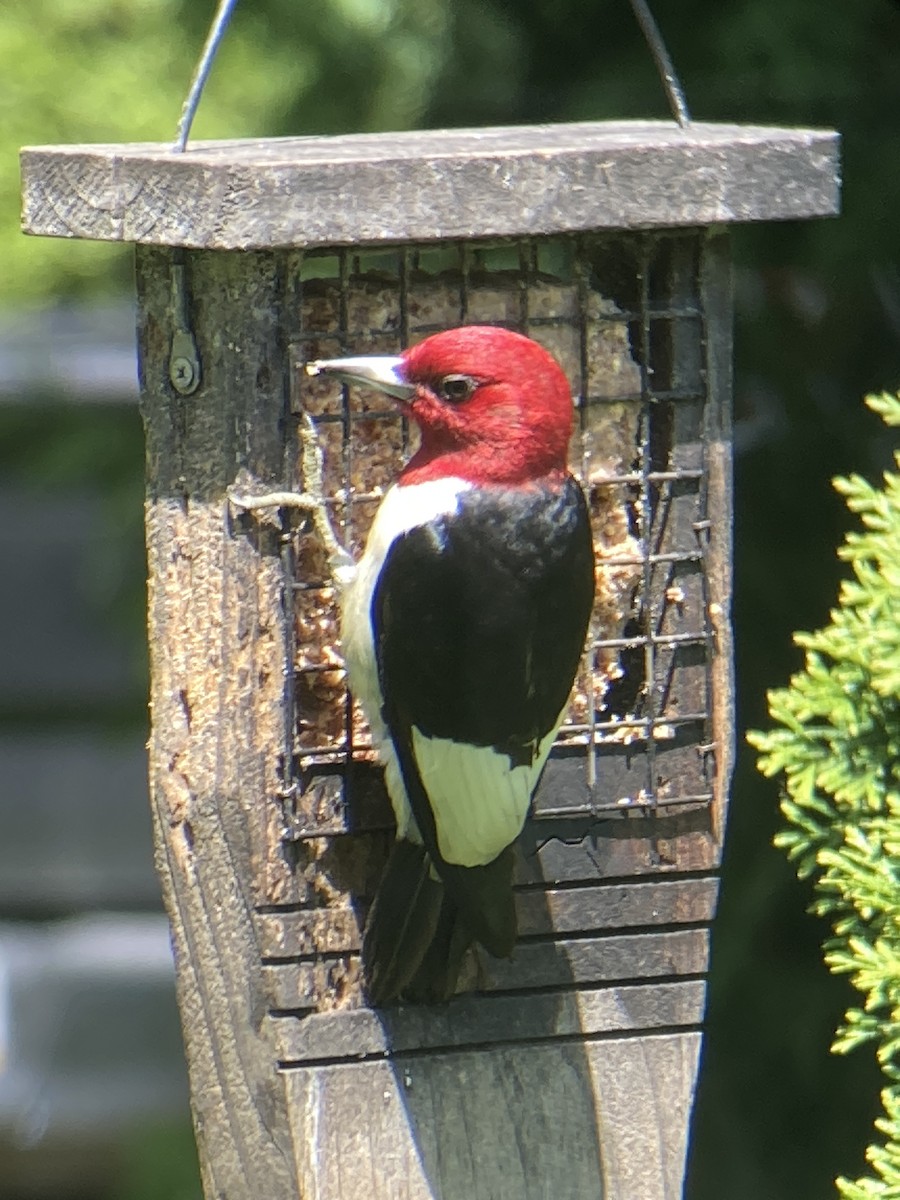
[750,392,900,1198]
[3,0,450,303]
[117,1118,202,1200]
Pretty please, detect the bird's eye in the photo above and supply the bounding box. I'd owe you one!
[437,374,477,404]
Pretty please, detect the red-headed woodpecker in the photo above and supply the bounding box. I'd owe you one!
[308,326,595,1005]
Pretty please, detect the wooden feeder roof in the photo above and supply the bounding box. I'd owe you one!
[21,120,839,250]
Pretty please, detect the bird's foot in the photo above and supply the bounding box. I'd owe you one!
[227,413,355,582]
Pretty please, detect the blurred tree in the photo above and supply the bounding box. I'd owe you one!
[752,392,900,1199]
[118,1118,203,1200]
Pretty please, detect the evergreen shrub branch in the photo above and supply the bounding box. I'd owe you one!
[749,392,900,1197]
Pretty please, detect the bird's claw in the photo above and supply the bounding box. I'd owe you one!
[227,413,355,583]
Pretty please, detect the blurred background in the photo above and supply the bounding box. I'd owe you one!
[2,1,899,1196]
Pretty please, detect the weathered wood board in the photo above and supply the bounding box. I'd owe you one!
[282,1032,702,1200]
[138,248,299,1199]
[21,121,839,247]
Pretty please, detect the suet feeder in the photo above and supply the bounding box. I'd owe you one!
[21,120,839,1199]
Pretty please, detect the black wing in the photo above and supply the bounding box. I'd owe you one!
[372,475,594,945]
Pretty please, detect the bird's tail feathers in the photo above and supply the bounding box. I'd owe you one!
[363,840,517,1006]
[402,894,474,1005]
[438,847,517,959]
[362,838,442,1006]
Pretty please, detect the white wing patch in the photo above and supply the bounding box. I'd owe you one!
[340,476,472,846]
[410,725,560,867]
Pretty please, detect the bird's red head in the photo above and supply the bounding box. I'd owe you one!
[397,326,574,487]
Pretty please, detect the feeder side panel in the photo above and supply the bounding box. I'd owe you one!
[282,1031,701,1200]
[700,232,735,840]
[137,245,298,1200]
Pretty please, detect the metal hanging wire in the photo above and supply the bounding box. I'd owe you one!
[628,0,691,126]
[173,0,240,151]
[172,0,691,151]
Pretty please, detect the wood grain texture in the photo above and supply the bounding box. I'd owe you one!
[281,1031,701,1200]
[270,979,706,1062]
[21,121,839,248]
[700,233,736,842]
[139,245,298,1199]
[258,876,719,958]
[263,927,709,1012]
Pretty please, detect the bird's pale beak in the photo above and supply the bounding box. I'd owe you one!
[305,354,415,401]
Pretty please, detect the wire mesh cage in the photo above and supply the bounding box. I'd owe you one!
[255,227,728,1021]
